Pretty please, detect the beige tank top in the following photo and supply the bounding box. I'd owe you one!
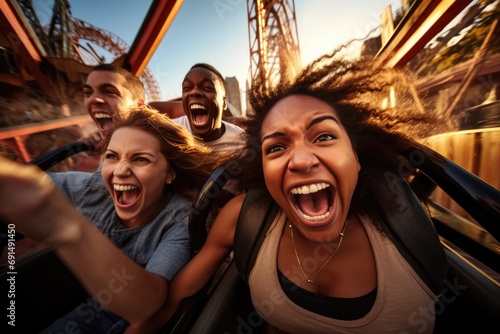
[248,210,438,334]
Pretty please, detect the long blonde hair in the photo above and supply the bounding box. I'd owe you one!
[104,105,233,199]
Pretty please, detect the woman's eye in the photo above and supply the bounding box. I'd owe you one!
[134,157,149,163]
[266,144,285,154]
[316,133,336,142]
[104,153,118,160]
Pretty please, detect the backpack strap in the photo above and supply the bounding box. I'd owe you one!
[233,187,279,284]
[377,173,447,295]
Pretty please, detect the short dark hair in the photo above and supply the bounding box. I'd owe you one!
[90,64,145,100]
[190,63,226,86]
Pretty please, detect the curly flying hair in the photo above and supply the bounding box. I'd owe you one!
[237,45,456,220]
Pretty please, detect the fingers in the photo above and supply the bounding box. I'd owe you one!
[0,157,80,245]
[0,158,53,214]
[89,130,103,142]
[79,130,105,155]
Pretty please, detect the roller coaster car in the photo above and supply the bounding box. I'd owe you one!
[1,142,499,333]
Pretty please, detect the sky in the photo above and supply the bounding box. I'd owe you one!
[34,0,402,108]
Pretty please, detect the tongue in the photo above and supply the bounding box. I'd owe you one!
[193,113,209,125]
[296,189,329,217]
[119,189,140,205]
[100,118,113,131]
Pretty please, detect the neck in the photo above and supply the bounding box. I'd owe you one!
[201,122,225,142]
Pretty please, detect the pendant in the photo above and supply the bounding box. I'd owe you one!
[307,279,313,285]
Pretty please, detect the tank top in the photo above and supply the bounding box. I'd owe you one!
[248,210,437,334]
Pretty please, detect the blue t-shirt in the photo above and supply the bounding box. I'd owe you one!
[48,171,192,280]
[42,171,192,333]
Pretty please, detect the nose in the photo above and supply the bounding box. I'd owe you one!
[288,144,319,174]
[113,160,132,176]
[189,85,202,97]
[86,92,105,104]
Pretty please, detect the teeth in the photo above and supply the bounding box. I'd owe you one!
[94,113,112,119]
[291,183,330,195]
[294,204,331,221]
[291,183,332,221]
[113,184,137,191]
[190,104,205,110]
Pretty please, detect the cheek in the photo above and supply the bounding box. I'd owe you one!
[334,153,360,193]
[262,159,284,199]
[142,169,168,190]
[100,165,114,190]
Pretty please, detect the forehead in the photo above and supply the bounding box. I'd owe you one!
[265,95,338,123]
[109,127,160,150]
[86,70,128,88]
[185,67,222,85]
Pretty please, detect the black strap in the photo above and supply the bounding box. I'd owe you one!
[28,141,94,171]
[376,174,447,295]
[189,166,232,255]
[234,187,279,284]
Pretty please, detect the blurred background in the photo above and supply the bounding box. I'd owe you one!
[0,0,499,224]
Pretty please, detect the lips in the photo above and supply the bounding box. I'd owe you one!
[113,183,141,208]
[290,183,333,222]
[189,103,209,125]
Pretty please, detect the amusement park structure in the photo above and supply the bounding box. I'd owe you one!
[0,2,499,332]
[0,0,498,165]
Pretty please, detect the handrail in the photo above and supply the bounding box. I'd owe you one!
[28,141,94,171]
[407,142,500,241]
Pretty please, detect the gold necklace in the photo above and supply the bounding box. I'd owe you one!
[289,219,349,285]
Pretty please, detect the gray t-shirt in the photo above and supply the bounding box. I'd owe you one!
[173,116,246,152]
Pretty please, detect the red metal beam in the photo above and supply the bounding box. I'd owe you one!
[376,0,473,69]
[0,0,58,100]
[0,115,92,163]
[124,0,184,76]
[0,115,91,140]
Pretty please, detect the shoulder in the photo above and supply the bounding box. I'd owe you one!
[222,120,245,134]
[163,192,192,219]
[219,193,245,220]
[172,115,190,128]
[207,193,246,248]
[149,100,185,118]
[211,194,245,231]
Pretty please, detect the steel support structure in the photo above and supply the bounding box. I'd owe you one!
[247,0,301,93]
[376,0,473,69]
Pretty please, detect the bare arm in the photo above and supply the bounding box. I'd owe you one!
[0,158,168,326]
[125,193,245,333]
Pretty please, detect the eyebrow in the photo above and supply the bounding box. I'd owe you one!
[82,83,120,91]
[105,149,156,158]
[183,76,216,86]
[261,115,340,143]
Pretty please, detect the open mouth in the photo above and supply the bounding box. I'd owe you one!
[190,103,209,125]
[113,184,141,207]
[94,113,113,131]
[290,183,333,221]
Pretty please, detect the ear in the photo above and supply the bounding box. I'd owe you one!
[166,170,176,185]
[355,151,361,172]
[222,96,227,112]
[137,99,145,106]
